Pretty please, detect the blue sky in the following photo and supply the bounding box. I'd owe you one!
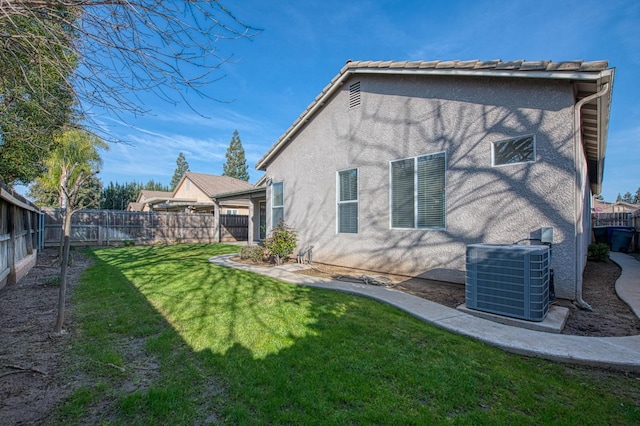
[92,0,638,201]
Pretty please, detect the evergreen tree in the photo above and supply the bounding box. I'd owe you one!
[634,187,640,204]
[170,152,190,190]
[144,179,170,192]
[621,192,633,203]
[101,181,142,210]
[222,130,250,181]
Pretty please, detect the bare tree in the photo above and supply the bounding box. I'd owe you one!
[0,1,260,121]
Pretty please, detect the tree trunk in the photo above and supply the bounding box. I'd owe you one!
[54,208,73,332]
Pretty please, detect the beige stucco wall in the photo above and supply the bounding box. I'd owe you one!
[173,179,210,202]
[265,74,580,299]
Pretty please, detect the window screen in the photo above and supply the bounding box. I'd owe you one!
[338,169,358,233]
[391,152,446,229]
[271,182,284,227]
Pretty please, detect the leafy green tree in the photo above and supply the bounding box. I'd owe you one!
[222,130,250,181]
[36,128,107,332]
[621,192,633,203]
[170,152,190,190]
[634,187,640,204]
[29,175,102,209]
[0,8,77,186]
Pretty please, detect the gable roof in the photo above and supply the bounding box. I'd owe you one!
[136,190,173,203]
[256,59,614,194]
[178,172,254,198]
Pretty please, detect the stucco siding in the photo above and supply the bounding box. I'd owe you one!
[266,74,579,298]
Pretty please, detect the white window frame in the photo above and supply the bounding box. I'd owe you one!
[491,134,536,167]
[336,168,359,234]
[271,181,284,229]
[225,209,239,215]
[389,151,447,230]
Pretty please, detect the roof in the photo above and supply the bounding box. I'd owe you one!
[214,186,267,201]
[179,172,254,198]
[137,190,173,203]
[127,202,144,211]
[255,59,614,194]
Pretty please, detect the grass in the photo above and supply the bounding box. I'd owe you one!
[55,243,640,425]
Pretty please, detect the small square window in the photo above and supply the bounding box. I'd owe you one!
[492,135,535,166]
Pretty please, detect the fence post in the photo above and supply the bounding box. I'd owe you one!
[7,204,16,285]
[106,210,110,246]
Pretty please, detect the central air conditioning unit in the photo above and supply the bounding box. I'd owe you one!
[466,244,550,322]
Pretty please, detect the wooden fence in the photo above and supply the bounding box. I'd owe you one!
[1,185,41,289]
[220,214,249,242]
[592,212,633,227]
[42,209,220,247]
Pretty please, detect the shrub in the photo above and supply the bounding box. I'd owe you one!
[588,242,610,262]
[264,222,297,266]
[240,245,266,263]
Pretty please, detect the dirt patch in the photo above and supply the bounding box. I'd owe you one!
[0,248,92,425]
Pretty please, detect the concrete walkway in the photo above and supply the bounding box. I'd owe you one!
[209,252,640,372]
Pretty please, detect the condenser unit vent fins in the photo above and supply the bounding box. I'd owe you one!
[466,244,549,322]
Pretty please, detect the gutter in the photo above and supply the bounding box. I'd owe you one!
[573,82,610,311]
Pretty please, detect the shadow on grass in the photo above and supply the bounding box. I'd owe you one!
[58,244,640,425]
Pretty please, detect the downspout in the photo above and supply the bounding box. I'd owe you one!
[573,82,610,311]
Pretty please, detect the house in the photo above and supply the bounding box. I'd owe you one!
[127,189,173,212]
[142,172,253,214]
[253,59,614,304]
[592,199,640,214]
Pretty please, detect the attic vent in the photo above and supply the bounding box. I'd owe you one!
[349,81,361,108]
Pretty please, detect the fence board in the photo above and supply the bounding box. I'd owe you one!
[43,209,219,246]
[220,214,249,242]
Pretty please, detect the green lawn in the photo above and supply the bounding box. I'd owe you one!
[56,244,640,425]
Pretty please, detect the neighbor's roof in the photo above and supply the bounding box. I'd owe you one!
[255,59,614,194]
[136,190,173,203]
[179,172,254,198]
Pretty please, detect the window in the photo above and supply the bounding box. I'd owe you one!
[226,209,238,215]
[337,169,358,233]
[390,152,446,229]
[492,135,535,166]
[271,182,284,227]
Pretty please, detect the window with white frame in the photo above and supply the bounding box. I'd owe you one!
[337,169,358,233]
[492,135,535,166]
[226,209,238,215]
[271,182,284,227]
[390,152,446,229]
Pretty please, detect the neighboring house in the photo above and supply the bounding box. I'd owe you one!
[253,59,614,302]
[143,172,253,214]
[127,190,173,212]
[592,199,640,213]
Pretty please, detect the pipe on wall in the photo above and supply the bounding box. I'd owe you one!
[573,82,610,311]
